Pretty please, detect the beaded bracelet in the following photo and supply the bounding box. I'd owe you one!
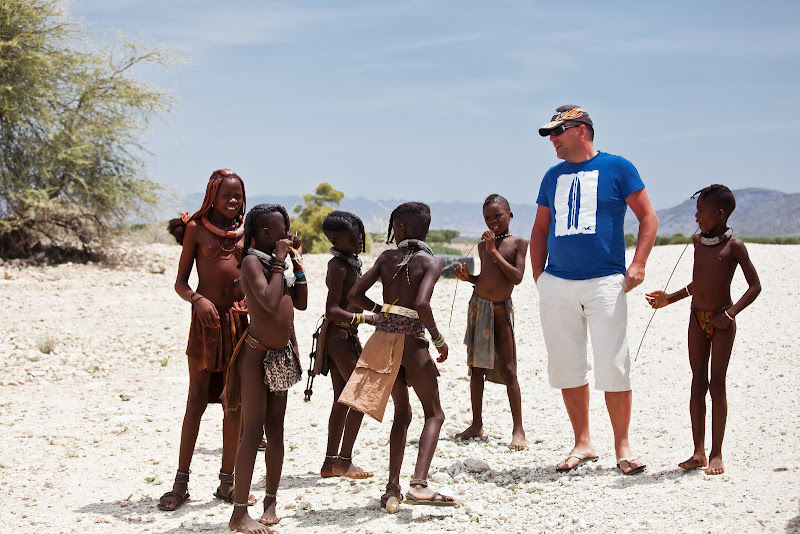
[295,280,308,285]
[271,263,285,272]
[295,269,306,278]
[432,335,445,348]
[425,323,437,332]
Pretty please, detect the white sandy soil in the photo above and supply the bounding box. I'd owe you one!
[0,243,798,533]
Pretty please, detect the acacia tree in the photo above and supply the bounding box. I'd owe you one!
[0,0,173,257]
[292,182,344,254]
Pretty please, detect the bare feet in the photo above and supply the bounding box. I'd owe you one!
[706,454,725,475]
[320,455,337,478]
[229,511,274,534]
[259,494,279,526]
[508,427,527,451]
[454,424,483,441]
[678,454,708,470]
[332,457,374,479]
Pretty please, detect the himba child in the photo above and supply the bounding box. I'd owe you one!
[454,194,529,451]
[340,202,456,512]
[645,185,760,475]
[159,168,253,511]
[316,210,375,479]
[224,204,307,533]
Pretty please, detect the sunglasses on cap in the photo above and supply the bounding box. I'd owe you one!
[549,124,581,137]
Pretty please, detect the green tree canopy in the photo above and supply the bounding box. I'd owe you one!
[0,0,173,257]
[292,182,344,254]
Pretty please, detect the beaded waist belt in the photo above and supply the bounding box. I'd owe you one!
[381,303,419,319]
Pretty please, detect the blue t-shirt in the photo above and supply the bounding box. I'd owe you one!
[536,151,644,280]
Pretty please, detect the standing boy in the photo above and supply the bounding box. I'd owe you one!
[341,202,456,511]
[454,194,529,450]
[646,185,760,475]
[226,204,306,534]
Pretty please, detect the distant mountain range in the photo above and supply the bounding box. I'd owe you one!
[623,188,800,238]
[181,187,799,238]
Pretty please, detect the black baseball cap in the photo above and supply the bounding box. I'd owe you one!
[538,105,593,136]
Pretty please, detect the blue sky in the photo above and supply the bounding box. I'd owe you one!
[69,0,800,209]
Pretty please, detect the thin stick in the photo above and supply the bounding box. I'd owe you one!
[448,240,481,328]
[634,227,699,361]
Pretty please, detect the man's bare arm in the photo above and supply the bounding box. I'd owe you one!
[625,188,658,293]
[529,205,551,282]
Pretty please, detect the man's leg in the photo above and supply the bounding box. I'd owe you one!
[558,384,595,470]
[604,389,642,473]
[537,272,592,469]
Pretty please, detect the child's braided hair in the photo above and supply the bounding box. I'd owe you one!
[322,210,366,253]
[167,169,246,244]
[386,202,431,244]
[692,184,736,217]
[483,193,511,211]
[239,203,291,268]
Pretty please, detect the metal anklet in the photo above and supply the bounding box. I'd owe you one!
[409,478,428,488]
[338,455,352,461]
[218,470,234,485]
[174,469,191,484]
[324,455,338,463]
[386,482,402,492]
[264,491,277,500]
[232,501,249,508]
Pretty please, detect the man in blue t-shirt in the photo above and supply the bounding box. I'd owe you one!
[530,105,658,475]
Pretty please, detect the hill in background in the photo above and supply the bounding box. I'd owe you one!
[180,188,799,239]
[624,188,800,238]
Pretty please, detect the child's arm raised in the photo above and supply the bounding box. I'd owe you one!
[414,255,448,362]
[482,232,527,285]
[175,221,220,327]
[288,235,307,311]
[242,238,294,313]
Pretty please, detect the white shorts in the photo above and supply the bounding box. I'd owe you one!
[537,271,631,392]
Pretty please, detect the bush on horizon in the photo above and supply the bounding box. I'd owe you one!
[624,233,799,248]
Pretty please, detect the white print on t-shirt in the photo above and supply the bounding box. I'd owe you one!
[553,170,598,236]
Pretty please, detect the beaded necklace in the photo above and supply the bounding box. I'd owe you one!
[493,231,511,239]
[247,248,296,287]
[329,247,362,277]
[700,227,733,246]
[201,215,244,259]
[390,240,434,287]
